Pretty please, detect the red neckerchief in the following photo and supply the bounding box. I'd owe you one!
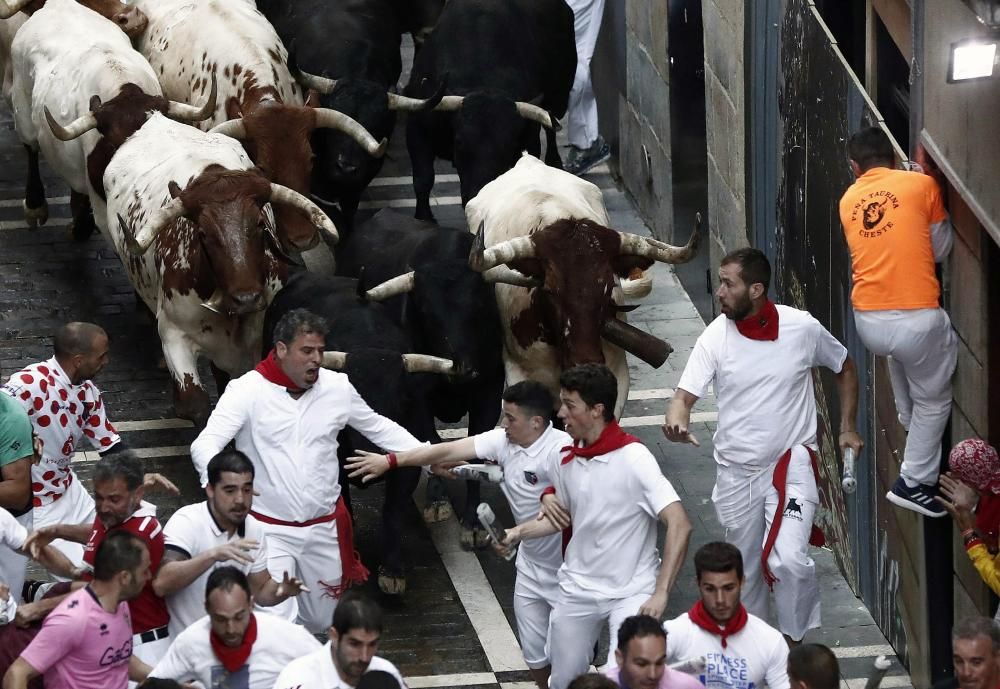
[761,447,826,590]
[688,599,748,648]
[254,349,304,393]
[560,420,640,465]
[210,613,257,673]
[734,300,779,341]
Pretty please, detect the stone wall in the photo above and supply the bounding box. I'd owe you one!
[702,0,748,271]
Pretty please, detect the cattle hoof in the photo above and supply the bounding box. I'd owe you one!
[460,525,490,551]
[23,201,48,227]
[377,567,407,595]
[422,500,453,523]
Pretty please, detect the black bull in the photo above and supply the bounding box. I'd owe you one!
[337,209,506,546]
[262,271,443,592]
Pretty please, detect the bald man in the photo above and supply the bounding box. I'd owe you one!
[1,322,122,566]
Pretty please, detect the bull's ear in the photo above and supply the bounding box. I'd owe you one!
[611,255,654,277]
[506,258,544,279]
[305,89,321,108]
[89,95,102,112]
[167,181,183,199]
[225,96,243,121]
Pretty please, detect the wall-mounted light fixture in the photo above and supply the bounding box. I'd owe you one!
[948,39,998,82]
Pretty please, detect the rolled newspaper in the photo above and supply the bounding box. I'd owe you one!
[864,655,892,689]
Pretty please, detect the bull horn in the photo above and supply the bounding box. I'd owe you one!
[601,318,672,368]
[434,95,464,112]
[322,352,348,370]
[401,353,456,375]
[0,0,31,19]
[482,266,540,288]
[167,73,218,123]
[44,107,98,142]
[387,78,447,112]
[199,289,225,314]
[618,212,701,264]
[514,101,560,131]
[468,220,536,272]
[313,109,388,157]
[210,118,247,140]
[268,183,339,244]
[294,67,337,95]
[121,194,186,255]
[365,272,415,302]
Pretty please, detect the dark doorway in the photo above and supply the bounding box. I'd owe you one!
[668,0,712,321]
[875,15,910,151]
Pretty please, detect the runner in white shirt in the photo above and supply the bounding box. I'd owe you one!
[273,589,406,689]
[153,450,306,637]
[190,309,424,634]
[145,567,319,689]
[1,323,121,566]
[501,364,692,689]
[663,248,863,642]
[345,381,569,689]
[663,542,789,689]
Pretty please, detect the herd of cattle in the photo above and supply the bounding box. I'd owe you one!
[1,0,701,592]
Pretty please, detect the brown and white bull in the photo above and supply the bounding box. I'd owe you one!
[100,113,338,423]
[465,153,700,417]
[133,0,386,251]
[10,0,210,237]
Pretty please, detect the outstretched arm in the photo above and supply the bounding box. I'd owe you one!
[346,437,479,482]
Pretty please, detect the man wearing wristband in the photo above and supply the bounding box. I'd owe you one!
[500,364,691,689]
[663,248,862,644]
[346,381,569,689]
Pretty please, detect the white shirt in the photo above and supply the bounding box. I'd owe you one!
[677,306,847,471]
[273,641,406,689]
[473,425,569,577]
[1,357,121,507]
[550,441,680,598]
[0,505,27,550]
[150,612,320,689]
[191,370,423,522]
[162,501,271,637]
[663,612,789,689]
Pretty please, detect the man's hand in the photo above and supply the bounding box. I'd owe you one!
[539,494,571,530]
[345,450,391,483]
[497,526,521,559]
[143,473,180,495]
[661,421,699,446]
[638,590,668,619]
[23,527,58,559]
[14,602,44,628]
[940,472,979,512]
[211,539,259,565]
[838,430,863,455]
[275,571,309,599]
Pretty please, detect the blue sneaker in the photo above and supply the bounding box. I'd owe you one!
[886,477,946,517]
[564,136,610,176]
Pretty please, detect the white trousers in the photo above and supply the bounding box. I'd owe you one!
[855,308,958,485]
[565,0,606,148]
[129,634,171,689]
[513,566,559,669]
[0,510,31,602]
[548,587,649,689]
[262,519,343,634]
[714,447,821,641]
[33,477,95,569]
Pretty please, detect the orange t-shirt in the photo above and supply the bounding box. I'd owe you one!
[839,167,947,311]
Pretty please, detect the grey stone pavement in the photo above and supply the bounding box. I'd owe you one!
[0,35,912,689]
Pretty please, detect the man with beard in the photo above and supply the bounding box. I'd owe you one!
[3,531,155,689]
[951,617,1000,689]
[605,615,702,689]
[153,450,306,637]
[143,567,319,689]
[22,453,172,667]
[273,589,405,689]
[190,309,424,634]
[663,543,788,689]
[839,126,957,517]
[663,248,862,643]
[501,364,691,689]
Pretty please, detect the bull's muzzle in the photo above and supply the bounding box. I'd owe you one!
[600,319,672,368]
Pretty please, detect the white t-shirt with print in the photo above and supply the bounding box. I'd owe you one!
[273,642,407,689]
